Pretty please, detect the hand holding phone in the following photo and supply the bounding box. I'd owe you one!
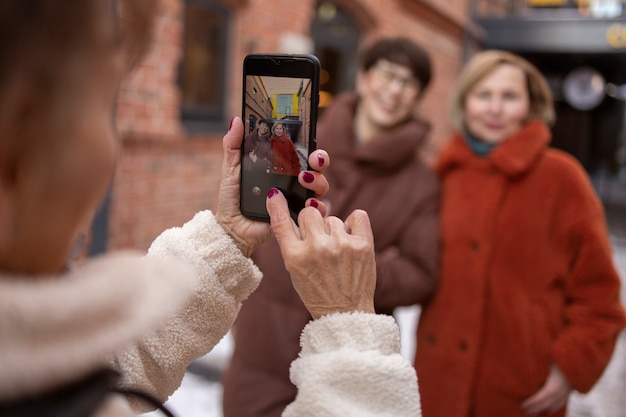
[240,53,321,223]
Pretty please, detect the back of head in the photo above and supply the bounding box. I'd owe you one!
[0,0,156,143]
[358,37,432,93]
[448,49,555,132]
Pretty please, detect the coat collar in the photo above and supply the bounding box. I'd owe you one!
[437,121,551,179]
[319,93,430,172]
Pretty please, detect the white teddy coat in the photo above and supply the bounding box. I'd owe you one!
[0,210,421,417]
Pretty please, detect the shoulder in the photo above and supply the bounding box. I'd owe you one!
[539,149,594,195]
[539,149,605,223]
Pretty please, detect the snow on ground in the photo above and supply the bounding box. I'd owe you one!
[143,237,626,417]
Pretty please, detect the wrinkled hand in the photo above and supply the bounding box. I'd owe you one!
[215,117,330,257]
[267,190,376,319]
[521,364,572,416]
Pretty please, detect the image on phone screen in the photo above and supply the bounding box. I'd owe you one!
[240,55,319,222]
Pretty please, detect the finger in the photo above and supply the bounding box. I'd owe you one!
[345,209,374,242]
[521,390,550,416]
[297,206,326,240]
[299,170,329,198]
[267,188,300,243]
[547,398,568,415]
[221,117,245,183]
[307,149,330,173]
[217,117,245,221]
[324,215,347,235]
[306,198,327,218]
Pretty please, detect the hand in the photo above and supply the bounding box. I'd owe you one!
[249,151,257,163]
[267,189,376,319]
[215,117,330,257]
[521,365,572,416]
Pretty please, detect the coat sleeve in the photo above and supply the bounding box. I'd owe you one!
[112,210,263,410]
[550,159,626,393]
[373,170,440,312]
[283,312,422,417]
[290,142,302,173]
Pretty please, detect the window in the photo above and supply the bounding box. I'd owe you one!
[180,0,229,132]
[277,94,295,118]
[311,2,361,110]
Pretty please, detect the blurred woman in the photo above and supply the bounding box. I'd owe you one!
[415,50,626,417]
[269,122,301,175]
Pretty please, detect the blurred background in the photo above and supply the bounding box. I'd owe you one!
[95,0,626,255]
[106,1,625,416]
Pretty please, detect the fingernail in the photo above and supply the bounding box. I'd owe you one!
[309,199,319,208]
[302,172,314,183]
[229,116,236,131]
[267,188,279,198]
[317,153,325,167]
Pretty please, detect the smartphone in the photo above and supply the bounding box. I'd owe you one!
[240,53,320,222]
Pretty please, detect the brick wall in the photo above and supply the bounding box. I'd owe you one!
[110,0,473,251]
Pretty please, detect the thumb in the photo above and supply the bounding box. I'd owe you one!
[267,188,300,244]
[223,117,244,170]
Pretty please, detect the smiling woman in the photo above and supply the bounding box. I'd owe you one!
[463,63,530,144]
[221,36,440,417]
[415,49,626,417]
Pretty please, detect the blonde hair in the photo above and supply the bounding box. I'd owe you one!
[449,50,555,132]
[271,122,286,136]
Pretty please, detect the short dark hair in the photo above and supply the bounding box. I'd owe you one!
[358,37,432,93]
[258,118,269,126]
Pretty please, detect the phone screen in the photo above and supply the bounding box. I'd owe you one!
[240,54,320,222]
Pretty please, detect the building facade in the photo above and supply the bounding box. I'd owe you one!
[100,0,626,253]
[101,0,474,251]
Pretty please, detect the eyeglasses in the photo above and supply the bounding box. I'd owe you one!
[371,64,420,91]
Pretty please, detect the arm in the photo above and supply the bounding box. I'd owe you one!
[290,141,302,174]
[113,118,330,411]
[242,131,254,154]
[267,190,422,417]
[549,159,626,393]
[257,139,273,161]
[284,313,422,417]
[113,210,263,409]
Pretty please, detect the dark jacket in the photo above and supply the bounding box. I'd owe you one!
[243,128,272,172]
[222,92,441,417]
[415,121,626,417]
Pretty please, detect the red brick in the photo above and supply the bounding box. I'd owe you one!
[110,0,479,250]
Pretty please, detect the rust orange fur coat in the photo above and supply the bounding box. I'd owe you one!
[415,121,626,417]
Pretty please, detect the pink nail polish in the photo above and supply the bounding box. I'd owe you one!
[267,188,279,198]
[302,172,314,183]
[317,153,325,167]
